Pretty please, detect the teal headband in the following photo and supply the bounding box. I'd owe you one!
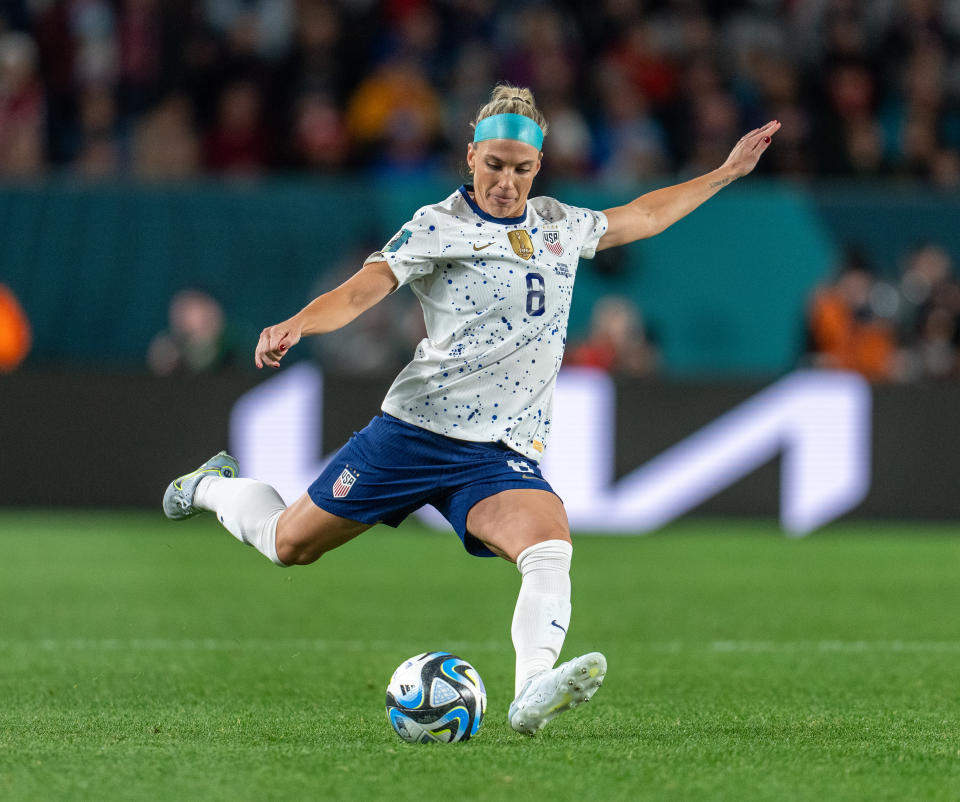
[473,113,544,150]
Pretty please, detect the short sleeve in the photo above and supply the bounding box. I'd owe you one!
[364,206,441,288]
[574,207,608,260]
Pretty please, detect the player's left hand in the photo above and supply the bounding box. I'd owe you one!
[722,120,781,179]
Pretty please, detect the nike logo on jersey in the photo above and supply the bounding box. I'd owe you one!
[551,620,567,634]
[473,242,494,251]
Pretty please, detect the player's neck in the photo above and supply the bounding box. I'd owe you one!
[462,185,528,224]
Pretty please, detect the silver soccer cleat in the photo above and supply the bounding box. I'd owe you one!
[508,651,607,736]
[162,451,239,520]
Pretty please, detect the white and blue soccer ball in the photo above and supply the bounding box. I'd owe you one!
[385,652,487,743]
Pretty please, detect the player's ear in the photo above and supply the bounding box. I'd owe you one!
[466,142,476,175]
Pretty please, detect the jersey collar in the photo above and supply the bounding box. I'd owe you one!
[459,185,528,226]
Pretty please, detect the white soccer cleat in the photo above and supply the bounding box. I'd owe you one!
[162,450,239,520]
[508,651,607,736]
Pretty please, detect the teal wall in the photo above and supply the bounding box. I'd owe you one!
[812,183,960,279]
[0,180,378,366]
[2,176,949,374]
[554,180,837,375]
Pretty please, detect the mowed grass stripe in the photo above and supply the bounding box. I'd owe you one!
[4,638,960,653]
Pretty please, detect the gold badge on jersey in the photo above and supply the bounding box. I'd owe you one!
[508,230,534,260]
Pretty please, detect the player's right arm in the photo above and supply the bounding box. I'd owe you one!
[255,259,397,369]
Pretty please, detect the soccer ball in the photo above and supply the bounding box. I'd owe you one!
[385,652,487,743]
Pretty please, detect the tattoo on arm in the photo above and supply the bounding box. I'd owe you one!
[708,176,735,189]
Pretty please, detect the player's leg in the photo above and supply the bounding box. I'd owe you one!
[468,488,572,687]
[273,492,372,565]
[466,489,606,735]
[466,487,570,561]
[164,451,371,565]
[198,478,372,565]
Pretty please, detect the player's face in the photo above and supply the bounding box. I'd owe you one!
[467,140,542,218]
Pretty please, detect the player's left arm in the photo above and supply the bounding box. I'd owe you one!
[597,120,781,251]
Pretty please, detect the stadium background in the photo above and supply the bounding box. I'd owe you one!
[2,0,960,521]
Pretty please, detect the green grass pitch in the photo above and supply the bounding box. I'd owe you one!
[1,511,959,801]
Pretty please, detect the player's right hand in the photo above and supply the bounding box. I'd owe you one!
[255,320,302,369]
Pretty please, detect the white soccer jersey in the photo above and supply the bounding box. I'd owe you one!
[367,185,608,461]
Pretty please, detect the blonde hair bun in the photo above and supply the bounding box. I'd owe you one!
[472,83,549,138]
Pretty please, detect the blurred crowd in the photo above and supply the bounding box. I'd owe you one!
[146,287,235,374]
[803,242,960,380]
[2,0,960,183]
[4,0,960,383]
[0,282,31,372]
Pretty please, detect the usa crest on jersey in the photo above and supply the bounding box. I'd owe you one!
[332,467,359,498]
[543,230,563,256]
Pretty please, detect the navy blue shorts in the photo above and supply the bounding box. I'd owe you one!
[308,414,557,557]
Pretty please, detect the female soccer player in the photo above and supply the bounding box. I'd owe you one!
[164,85,779,735]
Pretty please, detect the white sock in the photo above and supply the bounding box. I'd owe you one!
[194,476,287,566]
[511,539,572,697]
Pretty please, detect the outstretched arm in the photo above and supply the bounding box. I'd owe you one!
[255,259,398,369]
[597,120,781,251]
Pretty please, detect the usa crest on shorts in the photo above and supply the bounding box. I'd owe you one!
[332,467,359,498]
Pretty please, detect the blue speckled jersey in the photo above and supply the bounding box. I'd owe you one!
[366,185,608,461]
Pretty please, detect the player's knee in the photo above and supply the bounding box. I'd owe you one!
[275,536,325,566]
[545,527,571,544]
[495,531,570,563]
[524,530,571,555]
[525,520,571,547]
